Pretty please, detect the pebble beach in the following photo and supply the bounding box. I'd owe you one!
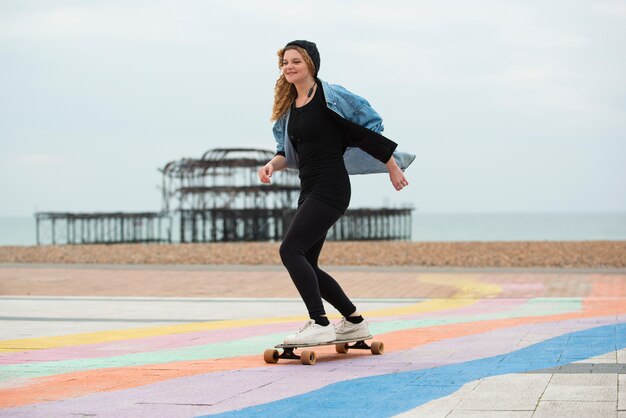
[1,241,625,268]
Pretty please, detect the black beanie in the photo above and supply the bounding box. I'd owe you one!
[285,40,320,77]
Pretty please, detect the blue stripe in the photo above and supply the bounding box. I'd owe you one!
[200,323,624,417]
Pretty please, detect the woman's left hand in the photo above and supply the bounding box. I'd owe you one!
[386,158,409,191]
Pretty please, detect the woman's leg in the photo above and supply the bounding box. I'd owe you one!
[305,236,357,318]
[306,234,369,340]
[279,198,343,321]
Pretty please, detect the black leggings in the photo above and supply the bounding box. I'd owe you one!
[279,197,357,319]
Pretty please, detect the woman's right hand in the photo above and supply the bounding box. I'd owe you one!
[258,163,274,184]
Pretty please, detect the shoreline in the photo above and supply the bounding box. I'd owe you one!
[1,241,625,268]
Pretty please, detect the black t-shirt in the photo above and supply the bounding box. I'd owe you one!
[288,85,351,212]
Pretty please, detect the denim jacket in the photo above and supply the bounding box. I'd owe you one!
[272,79,416,175]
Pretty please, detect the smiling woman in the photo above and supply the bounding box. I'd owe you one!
[256,40,415,347]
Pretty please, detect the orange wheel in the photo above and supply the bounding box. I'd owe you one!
[264,349,279,364]
[371,341,384,355]
[300,350,317,365]
[335,343,349,354]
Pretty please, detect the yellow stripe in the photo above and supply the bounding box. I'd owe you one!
[0,316,307,352]
[364,274,501,317]
[418,274,502,298]
[365,298,475,317]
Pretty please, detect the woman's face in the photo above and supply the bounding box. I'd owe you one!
[281,49,312,85]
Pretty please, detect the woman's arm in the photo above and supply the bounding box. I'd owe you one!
[327,82,410,190]
[258,155,288,184]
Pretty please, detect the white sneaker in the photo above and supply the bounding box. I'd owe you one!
[284,319,337,345]
[334,317,370,340]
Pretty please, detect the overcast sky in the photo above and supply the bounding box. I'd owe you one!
[1,0,625,216]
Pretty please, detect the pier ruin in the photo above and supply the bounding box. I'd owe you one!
[35,148,412,244]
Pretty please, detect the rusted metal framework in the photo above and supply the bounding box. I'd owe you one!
[34,148,412,245]
[162,148,413,242]
[161,148,300,213]
[161,148,300,242]
[35,212,171,245]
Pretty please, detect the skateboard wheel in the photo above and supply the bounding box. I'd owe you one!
[264,349,279,364]
[371,341,384,355]
[300,350,316,365]
[335,343,349,354]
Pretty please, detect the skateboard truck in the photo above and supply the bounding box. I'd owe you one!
[345,340,371,350]
[279,347,301,360]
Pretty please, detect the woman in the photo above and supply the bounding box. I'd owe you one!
[258,40,414,345]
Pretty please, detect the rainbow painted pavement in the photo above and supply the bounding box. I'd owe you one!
[1,267,626,417]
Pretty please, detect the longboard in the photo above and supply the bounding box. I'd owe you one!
[263,335,384,365]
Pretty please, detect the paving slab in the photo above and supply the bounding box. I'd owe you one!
[533,401,617,418]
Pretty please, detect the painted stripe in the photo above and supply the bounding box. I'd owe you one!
[0,301,438,354]
[0,279,621,411]
[0,298,581,381]
[0,298,528,366]
[202,324,626,417]
[0,277,493,354]
[0,316,308,353]
[0,300,605,409]
[0,314,619,415]
[365,275,503,317]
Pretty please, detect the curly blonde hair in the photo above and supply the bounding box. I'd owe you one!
[271,46,317,122]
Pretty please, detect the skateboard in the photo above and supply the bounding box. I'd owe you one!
[263,335,384,365]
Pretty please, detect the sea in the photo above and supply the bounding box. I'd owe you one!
[1,213,625,246]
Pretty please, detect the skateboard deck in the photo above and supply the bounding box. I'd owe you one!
[263,335,384,365]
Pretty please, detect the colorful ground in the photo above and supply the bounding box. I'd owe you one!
[1,265,626,417]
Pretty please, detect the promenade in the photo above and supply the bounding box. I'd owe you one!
[1,264,626,417]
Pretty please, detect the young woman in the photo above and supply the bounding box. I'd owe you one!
[258,40,414,345]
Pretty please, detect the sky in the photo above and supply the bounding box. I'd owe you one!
[1,0,625,217]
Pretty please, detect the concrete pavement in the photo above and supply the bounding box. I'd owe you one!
[1,264,626,417]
